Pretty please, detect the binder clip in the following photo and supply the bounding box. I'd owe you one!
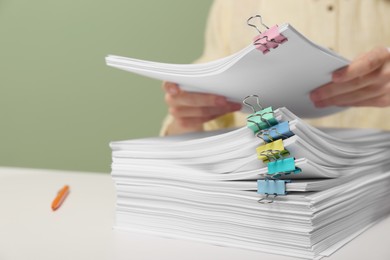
[257,180,291,204]
[257,179,290,195]
[267,157,302,179]
[243,95,278,134]
[247,15,288,54]
[256,139,290,162]
[256,121,294,143]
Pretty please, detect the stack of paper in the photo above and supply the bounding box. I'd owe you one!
[110,107,390,259]
[106,22,390,259]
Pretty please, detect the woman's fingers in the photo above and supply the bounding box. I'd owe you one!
[310,47,390,108]
[165,89,229,108]
[313,83,389,107]
[332,46,390,83]
[169,103,241,118]
[162,81,242,130]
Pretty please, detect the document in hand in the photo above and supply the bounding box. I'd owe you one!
[110,107,390,260]
[106,24,349,118]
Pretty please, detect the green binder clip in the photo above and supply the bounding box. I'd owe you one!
[247,107,278,133]
[243,95,278,133]
[267,157,301,178]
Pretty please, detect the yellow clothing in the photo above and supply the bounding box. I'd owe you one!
[161,0,390,135]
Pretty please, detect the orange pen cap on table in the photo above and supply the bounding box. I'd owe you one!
[51,185,70,211]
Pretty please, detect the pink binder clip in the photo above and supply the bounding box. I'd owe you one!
[253,25,288,54]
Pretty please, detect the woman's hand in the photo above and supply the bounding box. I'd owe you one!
[163,82,242,135]
[310,46,390,108]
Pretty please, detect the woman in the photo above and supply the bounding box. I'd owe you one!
[161,0,390,135]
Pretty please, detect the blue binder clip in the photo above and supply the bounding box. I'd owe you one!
[243,95,278,133]
[257,179,291,204]
[267,157,302,178]
[256,121,294,143]
[257,179,291,195]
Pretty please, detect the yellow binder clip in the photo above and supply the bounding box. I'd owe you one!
[256,139,290,162]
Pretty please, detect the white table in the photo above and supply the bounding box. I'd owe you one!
[1,167,389,260]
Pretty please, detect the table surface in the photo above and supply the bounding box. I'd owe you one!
[1,167,390,260]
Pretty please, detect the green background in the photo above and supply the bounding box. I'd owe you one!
[0,0,212,173]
